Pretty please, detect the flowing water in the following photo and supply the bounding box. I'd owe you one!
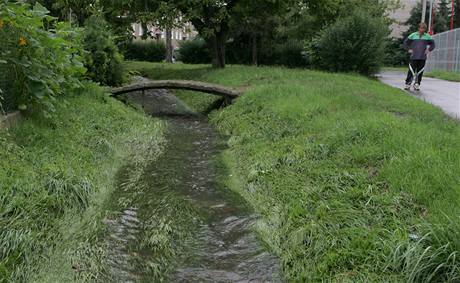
[103,88,281,282]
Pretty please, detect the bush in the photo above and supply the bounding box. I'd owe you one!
[384,37,409,67]
[259,40,307,67]
[83,15,124,86]
[177,38,211,64]
[306,11,388,76]
[123,40,166,62]
[0,2,85,113]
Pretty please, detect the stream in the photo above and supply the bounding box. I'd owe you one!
[102,88,281,282]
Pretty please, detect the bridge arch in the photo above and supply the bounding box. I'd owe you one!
[110,80,241,103]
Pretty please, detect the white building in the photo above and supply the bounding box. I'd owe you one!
[131,22,198,48]
[389,0,418,37]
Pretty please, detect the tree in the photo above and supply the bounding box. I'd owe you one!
[153,1,182,63]
[102,0,180,63]
[456,0,460,28]
[405,0,454,35]
[52,0,96,26]
[230,0,285,65]
[171,0,242,68]
[404,2,430,38]
[433,0,452,33]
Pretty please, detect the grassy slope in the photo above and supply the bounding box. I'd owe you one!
[425,70,460,82]
[127,62,460,282]
[0,83,164,282]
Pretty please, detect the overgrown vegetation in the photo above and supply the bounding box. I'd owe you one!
[122,40,166,62]
[306,11,388,76]
[177,38,211,64]
[0,85,164,282]
[128,62,460,281]
[83,15,124,86]
[0,2,85,113]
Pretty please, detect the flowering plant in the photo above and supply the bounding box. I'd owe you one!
[0,1,86,114]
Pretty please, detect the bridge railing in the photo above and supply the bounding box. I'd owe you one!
[426,28,460,73]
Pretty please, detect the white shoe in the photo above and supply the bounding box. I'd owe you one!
[414,83,420,91]
[404,84,411,90]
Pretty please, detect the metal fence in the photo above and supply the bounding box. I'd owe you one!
[426,28,460,73]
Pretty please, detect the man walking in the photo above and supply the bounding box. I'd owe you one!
[403,23,436,91]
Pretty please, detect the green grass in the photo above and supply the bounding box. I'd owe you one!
[127,62,460,282]
[0,83,164,282]
[425,70,460,82]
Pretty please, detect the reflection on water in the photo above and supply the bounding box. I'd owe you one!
[104,88,281,282]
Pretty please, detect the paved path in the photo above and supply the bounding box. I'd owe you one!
[379,71,460,119]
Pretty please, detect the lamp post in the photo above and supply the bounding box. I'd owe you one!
[422,0,428,23]
[428,0,435,34]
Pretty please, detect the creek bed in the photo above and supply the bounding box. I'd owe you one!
[103,88,281,282]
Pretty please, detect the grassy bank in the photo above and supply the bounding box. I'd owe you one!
[127,62,460,281]
[0,83,164,282]
[425,70,460,82]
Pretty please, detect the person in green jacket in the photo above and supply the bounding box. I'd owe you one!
[403,22,436,91]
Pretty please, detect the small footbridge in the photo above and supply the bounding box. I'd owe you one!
[111,80,241,103]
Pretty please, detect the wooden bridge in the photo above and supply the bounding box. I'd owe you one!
[110,80,241,103]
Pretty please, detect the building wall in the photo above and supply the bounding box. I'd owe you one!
[390,0,418,38]
[131,23,198,49]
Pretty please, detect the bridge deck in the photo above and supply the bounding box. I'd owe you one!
[111,80,241,99]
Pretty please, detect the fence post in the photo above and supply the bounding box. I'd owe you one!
[427,28,460,73]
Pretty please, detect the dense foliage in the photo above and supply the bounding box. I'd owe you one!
[306,11,388,76]
[177,38,211,64]
[227,38,306,67]
[0,85,164,282]
[123,40,166,62]
[0,2,85,113]
[83,15,124,86]
[384,37,409,67]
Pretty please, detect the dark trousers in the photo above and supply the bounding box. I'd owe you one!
[405,60,426,85]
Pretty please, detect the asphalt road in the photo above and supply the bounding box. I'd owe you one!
[379,71,460,120]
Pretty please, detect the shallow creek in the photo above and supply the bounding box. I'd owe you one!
[103,88,281,282]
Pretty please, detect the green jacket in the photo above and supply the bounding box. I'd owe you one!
[403,32,436,60]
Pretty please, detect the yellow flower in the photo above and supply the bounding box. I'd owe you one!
[19,37,27,46]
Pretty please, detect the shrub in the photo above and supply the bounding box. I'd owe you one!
[384,37,409,67]
[177,38,211,64]
[306,11,388,76]
[226,36,307,68]
[0,2,85,113]
[123,40,166,62]
[83,15,124,86]
[259,40,307,67]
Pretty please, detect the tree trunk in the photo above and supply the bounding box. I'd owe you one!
[165,28,173,63]
[251,34,258,66]
[211,31,226,68]
[141,22,148,40]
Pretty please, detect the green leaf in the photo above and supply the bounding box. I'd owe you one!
[32,2,50,17]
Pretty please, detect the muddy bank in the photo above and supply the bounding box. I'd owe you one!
[103,87,281,282]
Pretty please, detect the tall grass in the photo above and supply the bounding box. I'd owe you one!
[0,83,164,282]
[127,62,460,281]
